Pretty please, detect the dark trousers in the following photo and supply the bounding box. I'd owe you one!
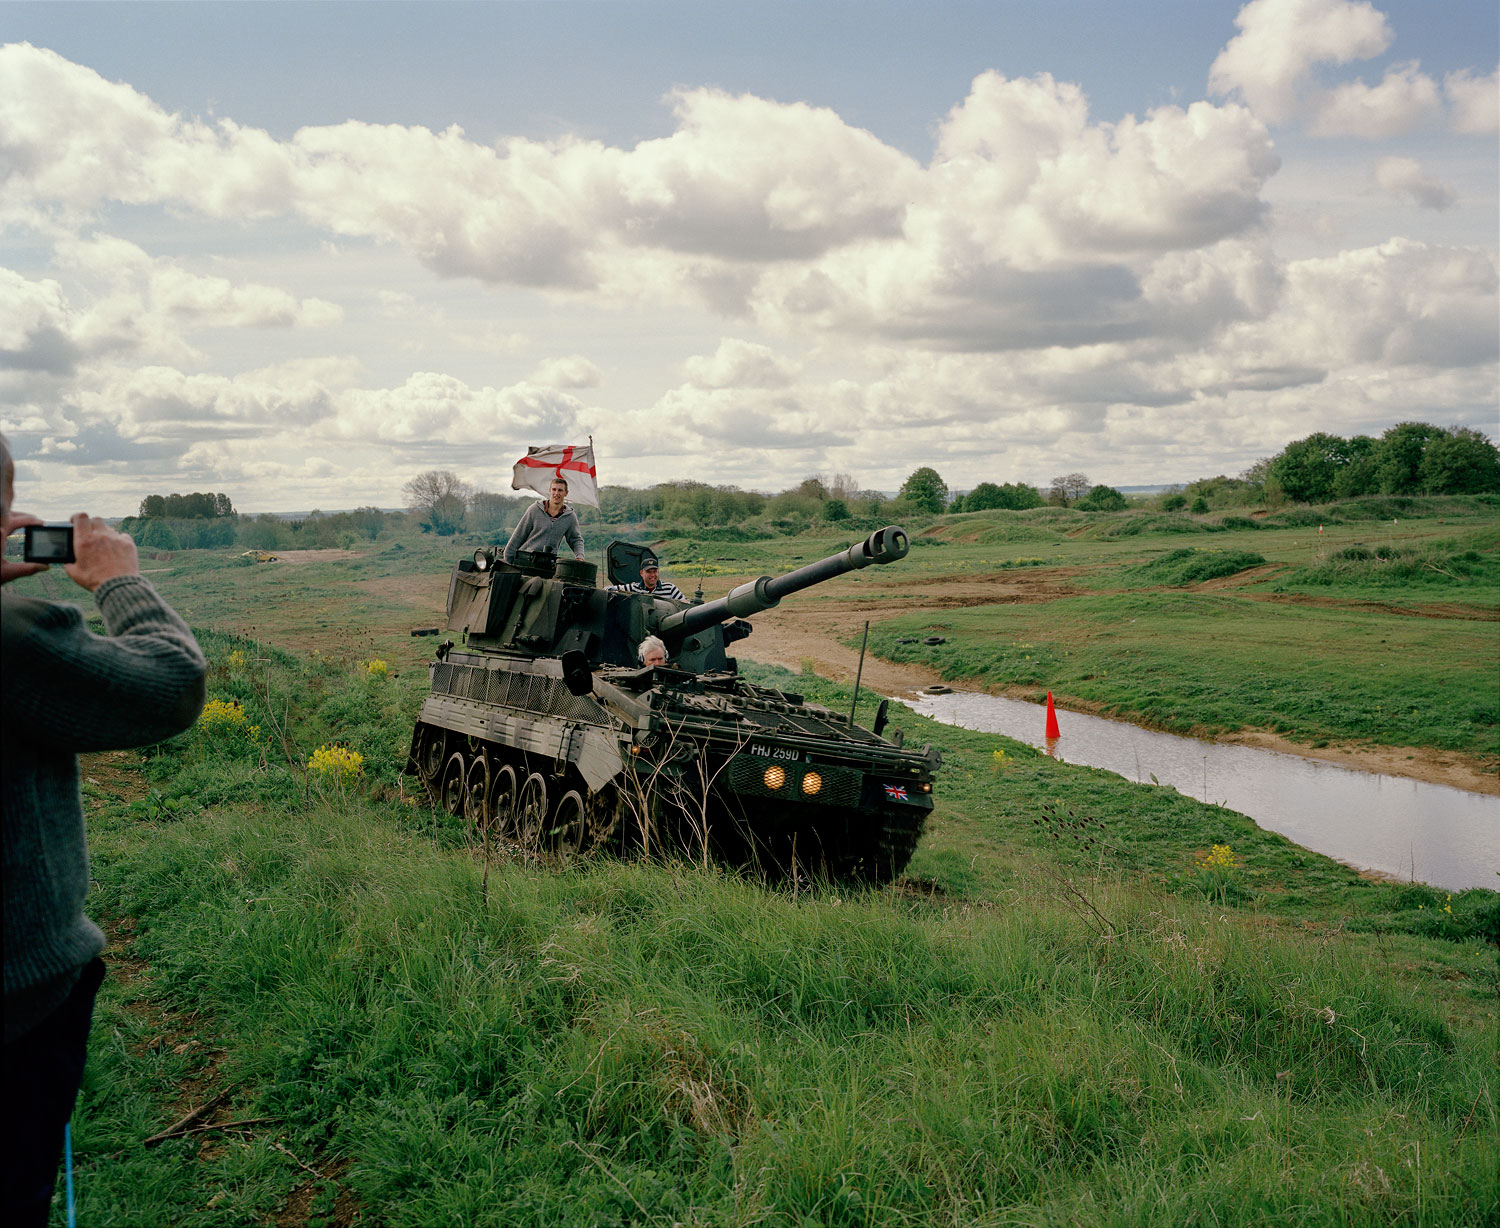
[3,958,106,1228]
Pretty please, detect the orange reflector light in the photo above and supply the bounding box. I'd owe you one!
[764,765,786,789]
[801,771,823,796]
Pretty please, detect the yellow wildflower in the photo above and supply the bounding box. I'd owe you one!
[308,743,364,784]
[1196,844,1239,871]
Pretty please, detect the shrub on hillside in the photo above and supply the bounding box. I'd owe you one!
[1128,548,1267,586]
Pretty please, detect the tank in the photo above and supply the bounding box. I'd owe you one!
[403,527,939,883]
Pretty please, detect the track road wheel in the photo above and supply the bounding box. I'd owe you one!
[464,755,491,830]
[440,751,467,817]
[417,726,447,784]
[548,790,587,857]
[489,764,518,837]
[515,773,548,851]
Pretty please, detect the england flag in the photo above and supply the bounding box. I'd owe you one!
[511,443,599,508]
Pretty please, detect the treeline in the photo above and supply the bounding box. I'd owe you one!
[1261,423,1498,504]
[119,421,1496,555]
[123,507,390,553]
[405,471,915,540]
[138,492,236,518]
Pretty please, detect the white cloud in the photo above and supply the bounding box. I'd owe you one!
[527,355,601,388]
[1,239,340,380]
[683,339,799,389]
[1445,67,1499,134]
[0,43,296,224]
[1227,239,1497,370]
[1372,157,1457,210]
[334,373,590,445]
[1208,0,1392,125]
[1309,62,1441,137]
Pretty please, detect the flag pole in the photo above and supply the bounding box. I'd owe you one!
[589,434,599,569]
[849,620,870,722]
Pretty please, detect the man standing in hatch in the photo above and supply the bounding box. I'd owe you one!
[502,476,585,565]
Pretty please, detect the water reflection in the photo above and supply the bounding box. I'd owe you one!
[908,690,1498,893]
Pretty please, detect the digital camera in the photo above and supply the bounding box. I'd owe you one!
[23,524,76,564]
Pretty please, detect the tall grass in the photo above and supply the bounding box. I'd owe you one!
[60,640,1498,1226]
[78,800,1498,1226]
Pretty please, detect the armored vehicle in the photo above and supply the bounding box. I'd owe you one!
[404,527,938,882]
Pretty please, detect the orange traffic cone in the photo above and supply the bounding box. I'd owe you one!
[1045,691,1061,739]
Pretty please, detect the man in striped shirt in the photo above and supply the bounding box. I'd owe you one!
[610,553,685,601]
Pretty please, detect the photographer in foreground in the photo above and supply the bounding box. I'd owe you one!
[2,435,207,1225]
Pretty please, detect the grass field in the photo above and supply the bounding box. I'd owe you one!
[59,641,1499,1226]
[10,493,1496,1224]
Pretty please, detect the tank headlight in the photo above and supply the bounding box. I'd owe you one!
[801,771,822,796]
[472,548,492,571]
[763,765,786,790]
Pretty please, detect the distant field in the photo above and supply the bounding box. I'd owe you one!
[16,493,1495,775]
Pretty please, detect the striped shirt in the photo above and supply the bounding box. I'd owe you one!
[610,579,686,601]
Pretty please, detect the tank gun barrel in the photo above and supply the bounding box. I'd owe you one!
[659,526,909,642]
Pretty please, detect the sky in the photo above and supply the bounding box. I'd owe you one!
[2,0,1496,516]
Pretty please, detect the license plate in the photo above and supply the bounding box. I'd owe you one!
[747,743,803,763]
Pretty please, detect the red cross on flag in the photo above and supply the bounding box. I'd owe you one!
[511,443,599,508]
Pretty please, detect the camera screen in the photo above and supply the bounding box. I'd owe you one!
[25,525,75,563]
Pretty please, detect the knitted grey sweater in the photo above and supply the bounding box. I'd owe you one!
[502,500,584,563]
[2,574,206,1041]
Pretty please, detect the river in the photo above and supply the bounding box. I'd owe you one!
[906,690,1498,893]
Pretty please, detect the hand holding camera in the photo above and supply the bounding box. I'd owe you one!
[5,512,139,591]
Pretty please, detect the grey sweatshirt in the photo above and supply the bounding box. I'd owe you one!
[2,574,206,1041]
[502,500,584,563]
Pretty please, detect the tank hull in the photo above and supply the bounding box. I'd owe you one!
[406,647,936,883]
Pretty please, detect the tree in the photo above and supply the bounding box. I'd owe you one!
[133,519,182,551]
[964,481,1044,511]
[1077,484,1127,512]
[898,467,948,514]
[1267,433,1351,503]
[827,472,860,502]
[822,498,850,522]
[1332,436,1380,498]
[139,494,167,518]
[1419,426,1500,494]
[1375,422,1445,494]
[1049,473,1091,506]
[348,506,386,540]
[1160,492,1188,512]
[468,490,519,534]
[403,470,472,536]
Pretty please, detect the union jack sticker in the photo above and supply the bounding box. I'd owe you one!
[883,783,909,802]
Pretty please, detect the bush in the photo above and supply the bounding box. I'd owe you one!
[1126,548,1267,586]
[1076,485,1128,512]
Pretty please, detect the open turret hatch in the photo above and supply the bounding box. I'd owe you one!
[605,539,662,587]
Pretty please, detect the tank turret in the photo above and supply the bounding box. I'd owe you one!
[404,526,937,883]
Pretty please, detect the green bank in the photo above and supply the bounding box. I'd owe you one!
[59,635,1497,1227]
